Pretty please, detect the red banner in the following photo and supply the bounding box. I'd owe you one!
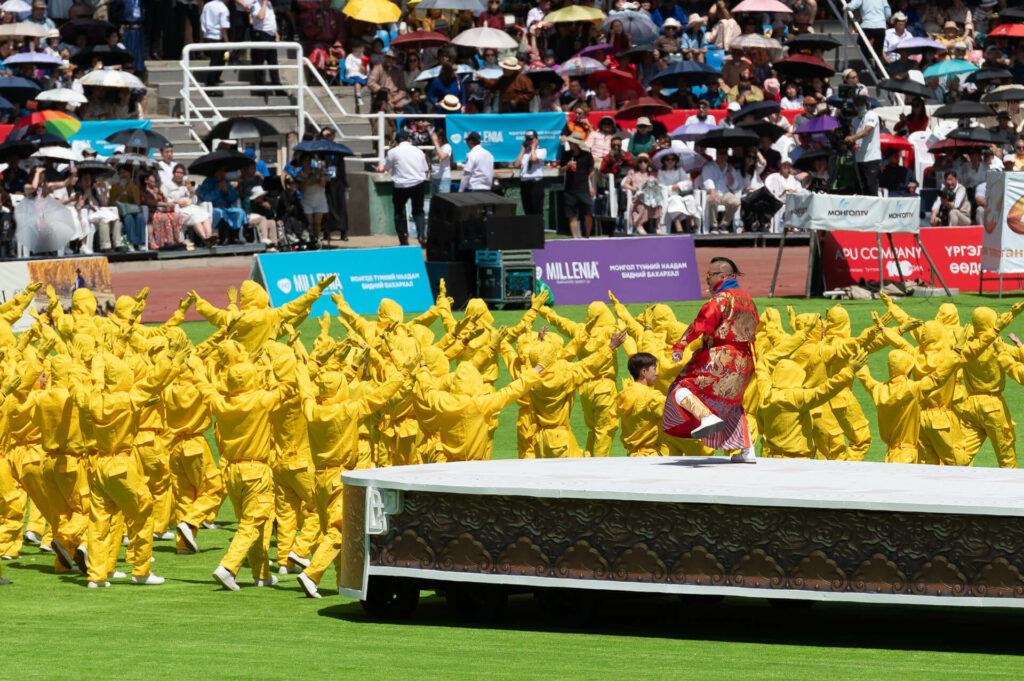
[823,227,1024,293]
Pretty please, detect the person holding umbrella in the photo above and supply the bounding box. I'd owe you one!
[75,169,121,253]
[197,167,245,244]
[893,96,928,136]
[294,152,327,247]
[108,165,146,250]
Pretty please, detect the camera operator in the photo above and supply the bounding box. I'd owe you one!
[515,129,547,216]
[929,171,970,226]
[844,94,881,197]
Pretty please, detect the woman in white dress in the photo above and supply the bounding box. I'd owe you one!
[655,151,700,233]
[15,166,78,257]
[162,163,215,246]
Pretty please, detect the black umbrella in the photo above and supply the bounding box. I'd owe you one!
[0,76,41,102]
[885,60,916,76]
[947,127,1005,144]
[785,34,841,52]
[0,139,35,159]
[524,67,564,90]
[616,45,655,62]
[793,149,830,172]
[75,160,115,177]
[966,68,1013,84]
[932,101,995,119]
[70,45,133,68]
[698,128,759,149]
[877,77,934,99]
[6,131,70,148]
[292,139,354,155]
[105,128,171,149]
[205,117,280,141]
[737,119,785,142]
[109,152,158,170]
[734,100,780,121]
[60,19,116,45]
[981,85,1024,103]
[999,7,1024,21]
[650,60,721,87]
[188,149,253,176]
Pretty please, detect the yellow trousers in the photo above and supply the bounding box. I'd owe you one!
[221,462,273,580]
[304,468,346,586]
[580,379,618,458]
[884,443,918,464]
[535,425,582,459]
[831,392,872,461]
[959,394,1017,468]
[273,462,320,565]
[0,455,23,570]
[383,427,421,467]
[919,407,966,466]
[137,434,172,534]
[86,452,155,583]
[764,449,815,459]
[170,436,224,550]
[516,406,536,459]
[627,447,664,457]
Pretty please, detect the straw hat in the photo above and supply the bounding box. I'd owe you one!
[891,11,907,23]
[687,13,705,27]
[662,18,682,29]
[636,116,652,128]
[440,94,461,112]
[942,20,958,30]
[499,56,521,71]
[634,152,651,164]
[565,131,590,152]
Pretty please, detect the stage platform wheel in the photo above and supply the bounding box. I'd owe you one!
[767,598,815,610]
[535,588,599,628]
[677,594,725,606]
[360,576,421,619]
[445,583,509,624]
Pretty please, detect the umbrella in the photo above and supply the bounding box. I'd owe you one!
[416,0,485,10]
[981,84,1024,103]
[879,133,912,152]
[413,63,475,82]
[601,11,658,44]
[946,127,1005,144]
[923,59,977,80]
[205,117,280,140]
[616,45,655,62]
[732,0,792,13]
[556,56,605,77]
[33,146,82,162]
[932,101,994,119]
[891,36,946,53]
[737,119,785,141]
[188,149,253,176]
[587,68,645,101]
[0,96,12,110]
[35,88,89,105]
[1,0,30,12]
[698,127,759,149]
[793,149,830,172]
[59,18,115,45]
[577,44,614,60]
[292,139,354,156]
[794,115,839,135]
[74,160,115,177]
[825,94,880,108]
[0,139,36,159]
[79,69,145,89]
[451,27,519,50]
[389,31,449,50]
[109,152,158,170]
[342,0,401,24]
[105,128,171,149]
[877,77,934,99]
[728,33,783,54]
[967,68,1012,84]
[734,100,779,120]
[474,65,502,79]
[927,138,987,154]
[7,131,69,147]
[615,96,672,120]
[0,75,41,101]
[670,121,717,141]
[785,34,841,52]
[524,68,563,89]
[13,110,81,138]
[650,60,720,87]
[69,45,133,68]
[653,144,707,172]
[988,23,1024,39]
[544,5,605,23]
[3,52,63,67]
[998,7,1024,21]
[773,54,834,78]
[0,22,47,39]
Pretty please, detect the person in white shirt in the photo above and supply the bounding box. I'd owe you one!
[156,143,176,186]
[200,0,231,92]
[764,159,804,232]
[514,130,547,216]
[684,99,715,127]
[930,171,970,226]
[845,95,881,196]
[883,12,910,62]
[700,153,739,233]
[527,0,550,30]
[344,42,369,105]
[384,130,429,245]
[459,132,494,192]
[242,0,282,92]
[429,127,452,197]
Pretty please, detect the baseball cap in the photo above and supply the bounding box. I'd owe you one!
[727,102,741,112]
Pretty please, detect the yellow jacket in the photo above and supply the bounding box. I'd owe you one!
[757,359,854,456]
[527,344,614,429]
[961,307,1024,395]
[615,380,666,454]
[539,302,619,382]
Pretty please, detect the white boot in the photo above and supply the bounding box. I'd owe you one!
[131,573,165,585]
[730,447,756,464]
[675,387,726,438]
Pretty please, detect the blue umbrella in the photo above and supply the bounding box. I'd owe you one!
[293,139,354,156]
[0,96,13,110]
[734,100,780,120]
[0,75,41,101]
[3,52,63,67]
[601,11,658,44]
[794,115,839,135]
[670,121,717,141]
[413,64,475,83]
[650,61,721,87]
[923,59,977,80]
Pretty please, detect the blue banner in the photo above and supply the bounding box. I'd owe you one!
[446,113,565,163]
[251,247,433,316]
[70,120,152,156]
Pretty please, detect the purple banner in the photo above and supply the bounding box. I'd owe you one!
[533,236,701,305]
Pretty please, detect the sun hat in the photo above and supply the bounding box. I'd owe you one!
[499,56,521,71]
[687,13,705,26]
[662,18,682,29]
[942,20,958,30]
[636,116,652,127]
[891,11,907,22]
[440,94,461,111]
[565,131,590,152]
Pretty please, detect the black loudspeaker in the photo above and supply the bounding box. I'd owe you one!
[425,261,472,309]
[479,214,545,250]
[427,191,518,261]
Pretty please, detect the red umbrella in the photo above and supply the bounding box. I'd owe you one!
[390,31,450,49]
[614,96,672,120]
[880,133,914,170]
[773,54,834,78]
[927,138,987,154]
[989,24,1024,39]
[587,68,646,101]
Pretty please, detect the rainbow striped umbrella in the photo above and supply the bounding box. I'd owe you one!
[12,110,81,138]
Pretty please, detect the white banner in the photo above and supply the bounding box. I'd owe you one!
[786,193,921,234]
[981,171,1024,274]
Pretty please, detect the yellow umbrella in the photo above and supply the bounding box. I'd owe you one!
[343,0,401,24]
[544,5,606,23]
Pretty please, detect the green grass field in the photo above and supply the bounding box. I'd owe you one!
[5,294,1024,680]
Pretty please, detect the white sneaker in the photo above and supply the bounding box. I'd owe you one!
[39,544,53,553]
[87,581,110,588]
[730,448,757,464]
[24,531,42,545]
[691,413,726,439]
[287,551,311,569]
[213,565,240,591]
[278,565,291,575]
[73,545,89,574]
[108,571,127,579]
[201,521,221,530]
[131,573,165,585]
[254,574,279,587]
[153,531,175,541]
[177,522,198,553]
[296,571,322,599]
[122,536,129,545]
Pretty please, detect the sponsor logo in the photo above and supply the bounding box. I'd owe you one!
[276,278,292,294]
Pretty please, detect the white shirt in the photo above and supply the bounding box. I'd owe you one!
[684,113,715,126]
[931,184,967,214]
[764,171,803,200]
[430,143,452,180]
[953,159,987,188]
[526,6,547,28]
[384,141,428,188]
[519,147,546,181]
[728,168,762,194]
[459,144,495,191]
[245,0,277,35]
[700,161,733,194]
[852,110,881,163]
[884,27,908,62]
[200,0,231,41]
[780,96,803,109]
[345,53,366,80]
[157,159,176,187]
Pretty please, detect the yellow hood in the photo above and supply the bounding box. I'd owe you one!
[452,362,484,396]
[421,346,448,377]
[824,305,851,338]
[377,299,403,326]
[165,327,189,355]
[586,301,616,328]
[528,341,558,369]
[272,350,297,384]
[887,349,913,379]
[227,362,257,394]
[70,333,96,363]
[318,370,347,401]
[410,324,435,349]
[104,355,133,392]
[113,295,136,320]
[239,280,270,310]
[48,354,71,385]
[71,288,97,316]
[918,320,942,348]
[937,303,960,328]
[649,304,675,333]
[772,358,806,388]
[971,306,997,333]
[794,313,822,340]
[465,298,494,326]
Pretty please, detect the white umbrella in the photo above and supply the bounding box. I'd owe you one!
[653,143,707,172]
[601,11,658,44]
[413,63,475,82]
[451,27,519,50]
[33,146,82,162]
[0,22,47,38]
[1,0,31,13]
[35,88,89,105]
[79,69,146,89]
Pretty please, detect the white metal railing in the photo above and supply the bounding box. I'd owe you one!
[826,0,890,86]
